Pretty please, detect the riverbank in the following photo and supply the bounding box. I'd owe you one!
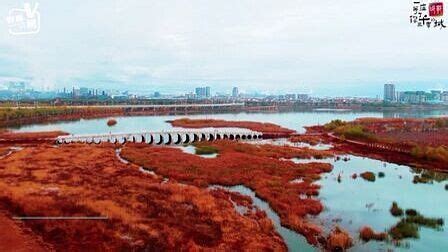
[310,117,448,172]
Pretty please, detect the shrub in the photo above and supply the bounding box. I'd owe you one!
[378,172,385,178]
[389,207,444,240]
[389,220,418,240]
[359,226,388,242]
[413,175,431,184]
[334,125,376,141]
[360,172,376,182]
[410,146,448,163]
[107,119,117,126]
[195,145,219,155]
[405,215,444,229]
[390,202,403,217]
[445,184,448,191]
[405,209,418,217]
[324,119,346,130]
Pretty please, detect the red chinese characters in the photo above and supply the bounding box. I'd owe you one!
[429,2,444,17]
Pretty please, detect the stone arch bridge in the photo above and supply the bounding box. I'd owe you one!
[56,129,263,145]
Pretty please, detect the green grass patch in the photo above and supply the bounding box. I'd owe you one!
[389,220,419,240]
[388,202,445,241]
[405,215,444,229]
[194,145,219,155]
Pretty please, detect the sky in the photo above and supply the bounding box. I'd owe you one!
[0,0,447,97]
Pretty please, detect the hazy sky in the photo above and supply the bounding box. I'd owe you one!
[0,0,447,96]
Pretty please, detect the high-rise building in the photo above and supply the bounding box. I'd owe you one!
[384,83,396,102]
[297,94,309,101]
[232,87,239,97]
[195,87,203,97]
[195,86,211,98]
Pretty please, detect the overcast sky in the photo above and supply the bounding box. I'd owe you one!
[0,0,447,96]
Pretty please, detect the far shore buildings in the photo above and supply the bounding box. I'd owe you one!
[384,83,396,102]
[195,86,211,98]
[384,83,448,104]
[232,87,239,97]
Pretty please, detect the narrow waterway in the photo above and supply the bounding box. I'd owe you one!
[210,185,316,251]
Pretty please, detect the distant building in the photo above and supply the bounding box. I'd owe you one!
[430,90,442,101]
[285,94,297,100]
[297,94,309,101]
[194,86,211,98]
[384,83,396,102]
[153,91,161,98]
[232,87,239,97]
[442,91,448,103]
[398,91,427,104]
[79,87,90,97]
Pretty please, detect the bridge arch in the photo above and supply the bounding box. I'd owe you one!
[174,133,182,144]
[192,133,200,143]
[165,133,173,145]
[183,133,191,144]
[118,137,127,144]
[155,134,164,145]
[146,134,153,144]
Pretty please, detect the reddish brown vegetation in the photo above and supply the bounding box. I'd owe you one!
[289,135,323,145]
[0,131,68,146]
[359,226,387,242]
[326,226,352,251]
[107,118,117,127]
[0,147,10,157]
[0,211,49,251]
[0,131,67,140]
[121,140,334,245]
[0,143,286,251]
[360,172,376,182]
[322,117,448,171]
[170,118,296,137]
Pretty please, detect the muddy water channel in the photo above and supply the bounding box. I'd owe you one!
[293,156,448,251]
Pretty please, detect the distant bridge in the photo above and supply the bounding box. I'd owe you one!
[56,129,263,145]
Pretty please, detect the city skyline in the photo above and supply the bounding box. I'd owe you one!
[0,1,447,97]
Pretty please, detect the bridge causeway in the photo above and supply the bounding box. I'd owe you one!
[56,129,263,145]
